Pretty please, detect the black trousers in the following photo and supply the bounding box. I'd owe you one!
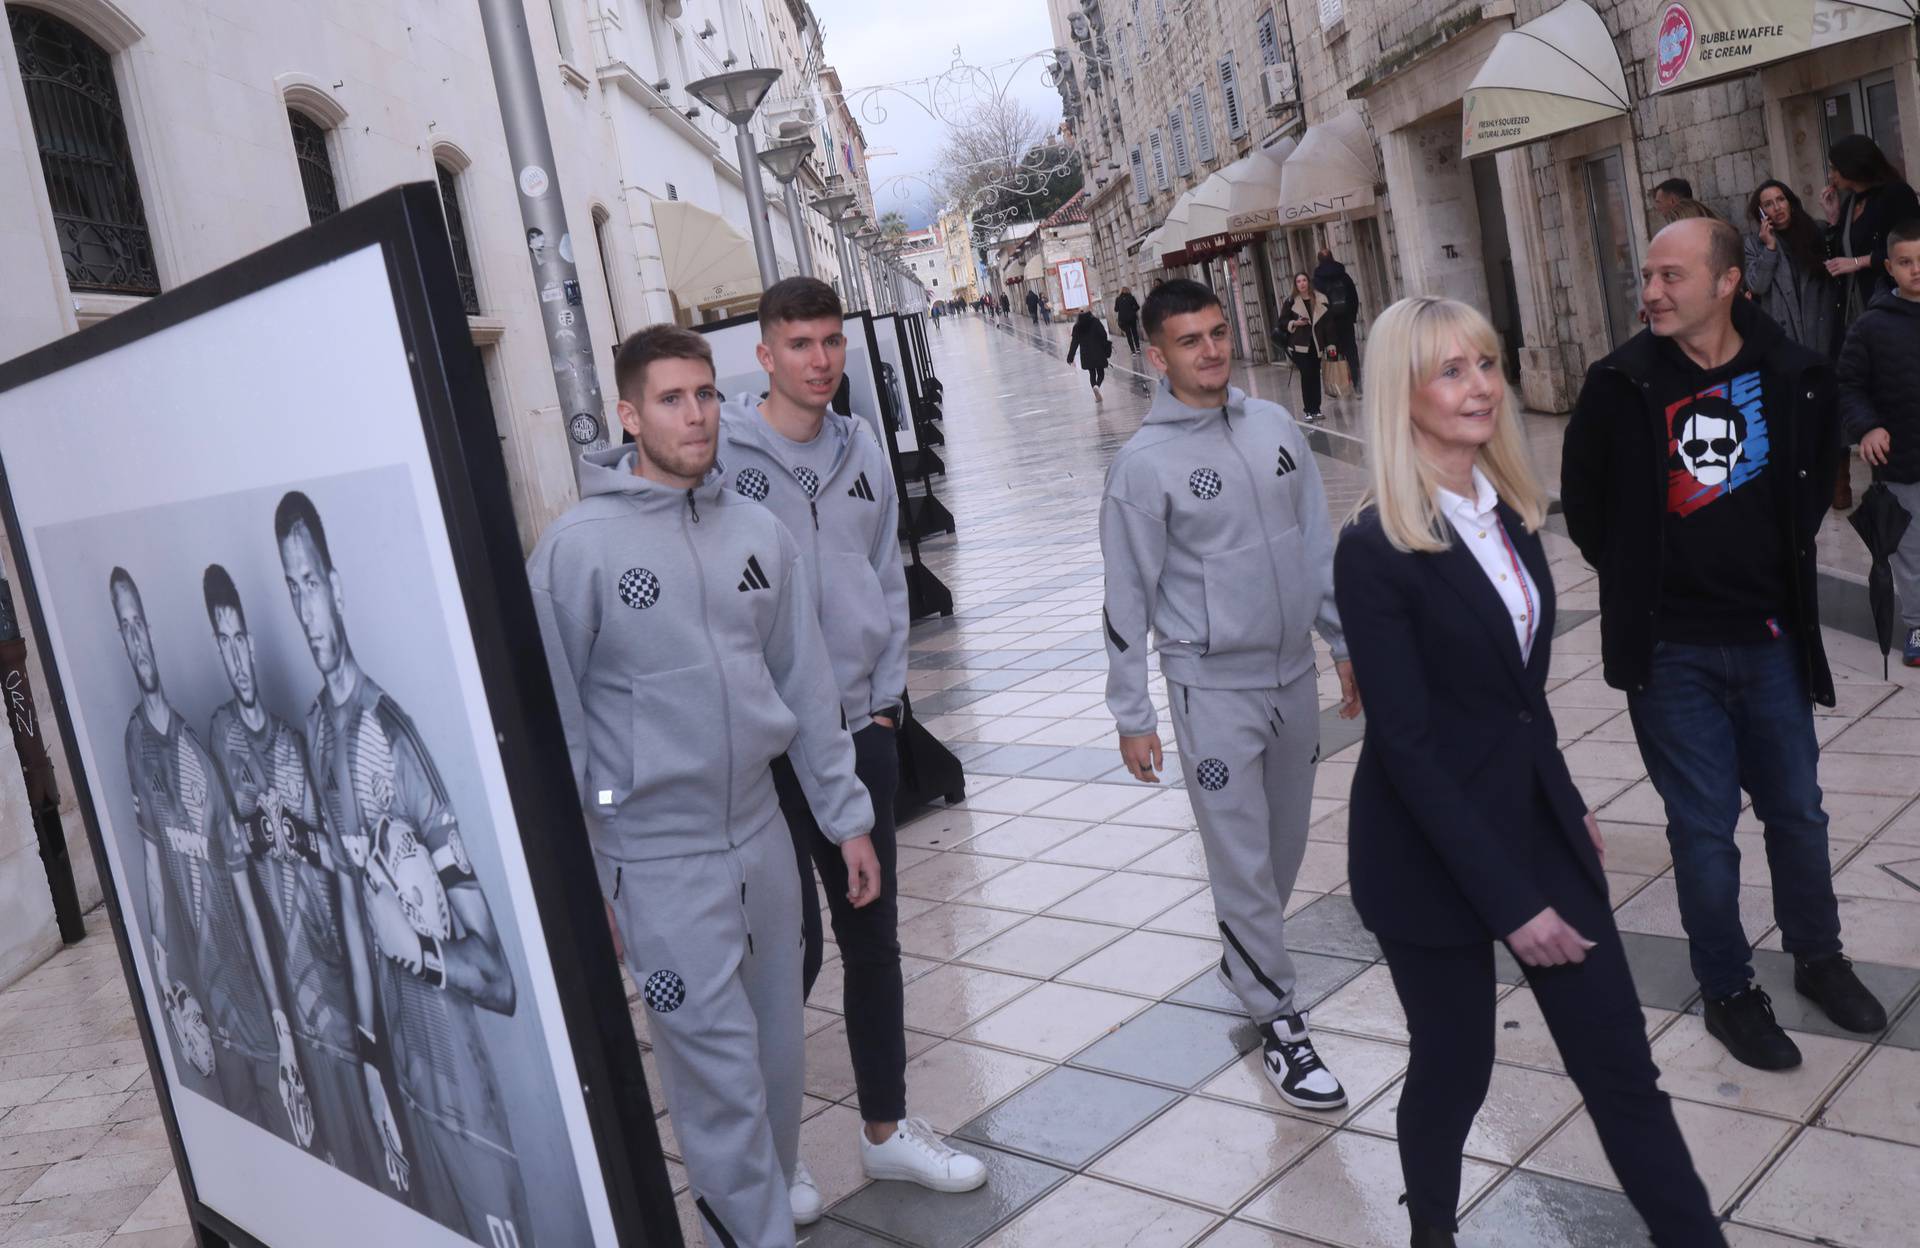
[1088,364,1107,388]
[771,722,906,1123]
[1328,315,1360,379]
[1289,349,1321,414]
[1377,828,1723,1246]
[1119,320,1140,352]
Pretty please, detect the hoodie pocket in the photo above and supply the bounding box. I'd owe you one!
[626,663,728,827]
[1200,538,1287,657]
[818,551,890,687]
[723,654,800,773]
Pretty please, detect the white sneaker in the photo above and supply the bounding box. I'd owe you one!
[859,1117,987,1192]
[789,1160,823,1225]
[1261,1013,1347,1110]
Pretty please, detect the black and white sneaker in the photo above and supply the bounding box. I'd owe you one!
[1262,1013,1347,1110]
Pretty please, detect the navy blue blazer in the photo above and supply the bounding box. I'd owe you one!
[1334,504,1605,946]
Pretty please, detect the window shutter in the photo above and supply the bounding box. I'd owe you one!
[1257,9,1281,66]
[1129,145,1149,202]
[1189,87,1216,164]
[1168,109,1192,177]
[1219,55,1246,139]
[1318,0,1344,25]
[1147,128,1169,190]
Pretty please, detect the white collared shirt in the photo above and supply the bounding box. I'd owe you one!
[1436,467,1540,663]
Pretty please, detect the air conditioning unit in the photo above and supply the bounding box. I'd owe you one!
[1262,63,1297,111]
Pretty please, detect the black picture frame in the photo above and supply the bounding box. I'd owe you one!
[0,184,678,1248]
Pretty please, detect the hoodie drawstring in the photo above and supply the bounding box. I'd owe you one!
[810,500,819,531]
[686,489,700,524]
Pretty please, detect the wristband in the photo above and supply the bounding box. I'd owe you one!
[356,1024,389,1069]
[420,935,447,990]
[272,1009,293,1048]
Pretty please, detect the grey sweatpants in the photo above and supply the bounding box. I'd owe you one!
[597,815,804,1248]
[1164,672,1320,1025]
[1887,478,1920,631]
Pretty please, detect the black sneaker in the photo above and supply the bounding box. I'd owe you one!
[1262,1014,1347,1109]
[1703,985,1802,1070]
[1794,953,1888,1033]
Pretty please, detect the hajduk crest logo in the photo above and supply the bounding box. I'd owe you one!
[1656,3,1695,87]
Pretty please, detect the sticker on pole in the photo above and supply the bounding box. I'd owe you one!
[519,165,551,198]
[559,233,575,264]
[569,413,603,445]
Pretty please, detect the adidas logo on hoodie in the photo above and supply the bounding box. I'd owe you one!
[847,472,876,502]
[737,554,771,592]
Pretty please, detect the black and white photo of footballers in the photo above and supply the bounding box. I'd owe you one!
[201,562,402,1194]
[274,490,534,1247]
[112,567,308,1144]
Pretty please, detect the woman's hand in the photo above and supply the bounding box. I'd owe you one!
[1820,184,1841,225]
[1507,907,1596,966]
[1759,217,1776,250]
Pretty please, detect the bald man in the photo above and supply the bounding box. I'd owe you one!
[1561,218,1884,1072]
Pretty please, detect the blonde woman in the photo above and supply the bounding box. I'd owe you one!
[1280,271,1328,422]
[1332,297,1723,1248]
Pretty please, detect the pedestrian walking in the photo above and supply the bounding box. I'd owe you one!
[1066,308,1112,402]
[1561,218,1887,1073]
[1838,219,1920,667]
[999,291,1010,316]
[1313,245,1363,383]
[1026,287,1042,322]
[528,324,885,1248]
[1114,285,1141,353]
[716,279,986,1215]
[1101,278,1360,1112]
[1282,272,1328,423]
[1337,295,1727,1248]
[1743,179,1840,358]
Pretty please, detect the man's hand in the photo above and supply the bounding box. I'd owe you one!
[1336,660,1362,719]
[363,1060,409,1194]
[1861,427,1892,466]
[1585,811,1606,867]
[841,835,882,908]
[1507,907,1596,967]
[872,714,896,729]
[1119,732,1163,783]
[361,868,425,975]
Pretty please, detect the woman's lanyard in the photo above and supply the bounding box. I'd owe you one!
[1494,520,1536,661]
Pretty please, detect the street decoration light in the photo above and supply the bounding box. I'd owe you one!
[758,137,816,278]
[686,68,783,290]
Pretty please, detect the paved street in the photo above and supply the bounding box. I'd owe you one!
[2,316,1919,1247]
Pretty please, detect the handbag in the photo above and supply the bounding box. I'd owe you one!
[1323,355,1354,399]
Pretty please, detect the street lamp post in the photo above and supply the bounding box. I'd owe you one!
[843,211,871,310]
[811,190,857,306]
[758,138,815,279]
[687,69,783,290]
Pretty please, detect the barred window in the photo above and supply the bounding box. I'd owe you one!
[288,109,339,224]
[8,6,158,295]
[435,161,481,315]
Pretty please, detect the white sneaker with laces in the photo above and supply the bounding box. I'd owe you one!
[789,1160,823,1225]
[859,1117,987,1192]
[1262,1013,1347,1110]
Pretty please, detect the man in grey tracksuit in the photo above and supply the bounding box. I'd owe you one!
[714,279,984,1210]
[1102,279,1358,1110]
[528,325,880,1248]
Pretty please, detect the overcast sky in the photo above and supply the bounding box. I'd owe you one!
[809,0,1064,227]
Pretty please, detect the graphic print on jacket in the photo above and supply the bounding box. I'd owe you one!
[1100,381,1347,737]
[1667,371,1770,516]
[714,403,911,732]
[525,447,875,862]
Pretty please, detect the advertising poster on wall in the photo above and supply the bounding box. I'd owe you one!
[0,186,674,1248]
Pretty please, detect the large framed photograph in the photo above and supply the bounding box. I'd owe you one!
[0,186,674,1247]
[869,314,919,454]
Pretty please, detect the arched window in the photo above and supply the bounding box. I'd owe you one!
[288,109,339,224]
[434,160,481,315]
[7,5,158,294]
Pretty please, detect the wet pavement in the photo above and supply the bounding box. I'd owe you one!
[1,313,1917,1247]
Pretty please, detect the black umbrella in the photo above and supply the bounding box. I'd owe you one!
[1848,480,1913,678]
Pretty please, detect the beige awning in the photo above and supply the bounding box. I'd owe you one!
[653,199,761,307]
[1022,252,1046,283]
[1183,135,1298,244]
[1275,109,1378,226]
[1463,1,1630,157]
[1650,0,1918,94]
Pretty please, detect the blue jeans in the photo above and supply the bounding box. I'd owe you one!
[1626,638,1843,1000]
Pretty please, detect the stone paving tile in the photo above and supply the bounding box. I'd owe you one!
[9,319,1920,1247]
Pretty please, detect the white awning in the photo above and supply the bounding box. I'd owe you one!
[1463,1,1630,157]
[1275,109,1378,226]
[1022,252,1046,283]
[1650,0,1919,94]
[1183,135,1299,243]
[1152,197,1195,266]
[653,199,761,308]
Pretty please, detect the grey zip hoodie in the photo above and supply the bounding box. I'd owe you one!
[716,401,910,732]
[1102,380,1347,737]
[526,447,875,862]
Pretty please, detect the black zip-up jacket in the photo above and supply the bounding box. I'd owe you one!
[1114,291,1140,327]
[1560,299,1841,705]
[1838,288,1920,484]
